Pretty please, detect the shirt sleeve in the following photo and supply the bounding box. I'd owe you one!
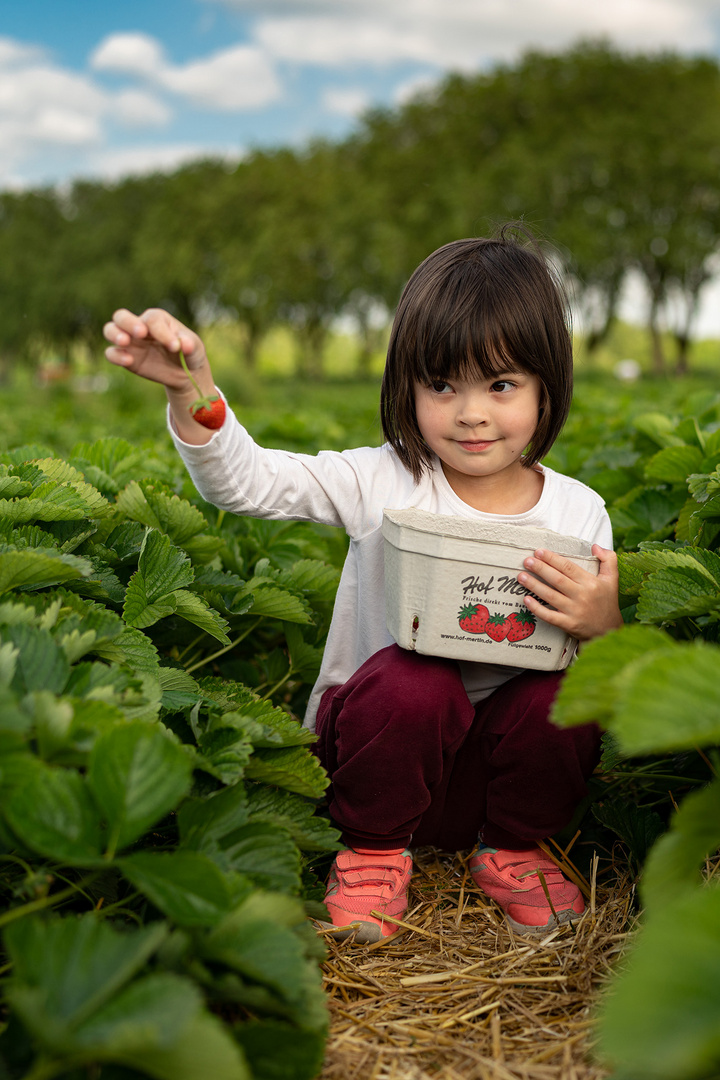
[168,395,401,540]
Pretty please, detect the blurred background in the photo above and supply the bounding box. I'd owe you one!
[2,0,720,426]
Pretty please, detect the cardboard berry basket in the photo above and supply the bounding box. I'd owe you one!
[382,508,599,672]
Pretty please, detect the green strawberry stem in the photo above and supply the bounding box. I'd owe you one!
[178,350,218,413]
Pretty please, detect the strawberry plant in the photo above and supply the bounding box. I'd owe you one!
[551,391,720,1079]
[0,437,344,1080]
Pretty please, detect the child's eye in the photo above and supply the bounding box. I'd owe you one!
[491,379,515,392]
[429,380,452,393]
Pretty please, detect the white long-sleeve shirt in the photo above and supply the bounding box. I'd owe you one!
[170,399,612,730]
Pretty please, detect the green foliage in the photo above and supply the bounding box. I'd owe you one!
[0,437,342,1080]
[550,390,720,1078]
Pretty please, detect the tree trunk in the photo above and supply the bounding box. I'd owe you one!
[648,292,665,376]
[674,333,690,376]
[295,317,326,379]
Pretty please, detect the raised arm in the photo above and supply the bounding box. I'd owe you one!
[103,308,219,445]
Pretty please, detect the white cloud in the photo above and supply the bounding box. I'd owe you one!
[87,143,240,183]
[31,108,101,145]
[113,90,172,127]
[160,44,281,110]
[91,32,281,111]
[250,0,715,69]
[90,32,166,76]
[0,38,177,189]
[0,36,45,66]
[322,86,370,117]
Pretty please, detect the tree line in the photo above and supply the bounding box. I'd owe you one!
[2,41,720,379]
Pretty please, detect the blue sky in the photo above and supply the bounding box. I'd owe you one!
[3,0,720,193]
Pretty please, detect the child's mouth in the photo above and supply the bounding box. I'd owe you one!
[457,439,496,452]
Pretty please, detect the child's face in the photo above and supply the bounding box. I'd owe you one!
[414,368,541,491]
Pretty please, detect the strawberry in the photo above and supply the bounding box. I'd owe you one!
[178,350,226,430]
[458,603,489,634]
[190,397,226,429]
[506,610,536,642]
[485,613,511,642]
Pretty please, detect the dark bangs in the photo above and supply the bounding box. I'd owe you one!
[381,231,573,481]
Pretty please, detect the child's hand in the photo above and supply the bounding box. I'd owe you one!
[104,308,220,444]
[103,308,207,391]
[517,546,623,642]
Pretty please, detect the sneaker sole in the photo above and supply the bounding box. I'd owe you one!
[315,918,388,944]
[505,906,583,935]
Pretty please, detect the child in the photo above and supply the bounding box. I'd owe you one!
[104,231,622,942]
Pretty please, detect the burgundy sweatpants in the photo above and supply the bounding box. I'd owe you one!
[314,644,600,853]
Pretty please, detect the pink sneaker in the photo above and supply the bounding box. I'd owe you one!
[321,849,412,943]
[469,845,584,934]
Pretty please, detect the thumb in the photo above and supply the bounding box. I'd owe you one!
[592,544,618,577]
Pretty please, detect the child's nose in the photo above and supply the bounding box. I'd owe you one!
[457,393,488,426]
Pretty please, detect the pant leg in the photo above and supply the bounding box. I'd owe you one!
[314,644,476,850]
[413,669,601,851]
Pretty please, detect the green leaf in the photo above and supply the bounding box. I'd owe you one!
[201,892,315,1004]
[245,746,329,798]
[236,1021,326,1080]
[123,531,195,629]
[636,565,720,622]
[598,886,720,1080]
[611,641,720,754]
[284,624,323,681]
[632,413,686,449]
[215,821,302,893]
[119,1009,250,1080]
[182,533,225,564]
[198,725,255,785]
[4,914,168,1036]
[277,559,341,602]
[247,585,312,623]
[610,487,687,546]
[644,445,704,484]
[591,799,664,869]
[551,625,672,729]
[246,784,341,852]
[640,779,720,914]
[70,972,199,1055]
[138,529,195,599]
[198,679,315,747]
[0,548,92,595]
[4,758,103,863]
[0,481,89,523]
[177,783,250,852]
[71,437,150,495]
[117,481,210,545]
[95,627,162,676]
[119,850,233,926]
[33,459,114,519]
[1,624,70,694]
[29,690,74,761]
[87,721,193,853]
[171,589,231,644]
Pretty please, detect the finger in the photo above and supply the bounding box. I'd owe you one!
[103,321,132,347]
[520,575,565,611]
[517,561,580,601]
[111,308,148,336]
[525,548,590,586]
[105,345,136,368]
[592,545,619,578]
[522,595,566,628]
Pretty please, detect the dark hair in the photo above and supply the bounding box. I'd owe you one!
[380,226,573,481]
